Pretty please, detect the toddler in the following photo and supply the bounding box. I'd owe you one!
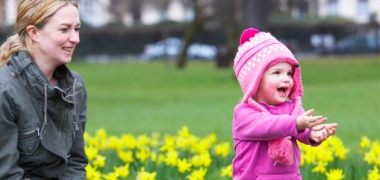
[232,28,337,180]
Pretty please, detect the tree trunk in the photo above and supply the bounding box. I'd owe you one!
[217,0,242,68]
[245,0,271,31]
[176,18,202,68]
[131,0,142,25]
[176,0,203,69]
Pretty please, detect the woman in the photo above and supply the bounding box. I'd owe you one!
[0,0,88,179]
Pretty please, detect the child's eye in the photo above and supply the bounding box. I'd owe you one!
[273,71,280,74]
[287,72,293,76]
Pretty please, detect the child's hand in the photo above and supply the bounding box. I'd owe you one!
[309,123,338,143]
[296,109,327,131]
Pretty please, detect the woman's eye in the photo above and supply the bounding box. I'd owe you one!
[75,28,80,32]
[60,28,68,32]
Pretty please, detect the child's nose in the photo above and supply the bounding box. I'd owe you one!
[282,76,291,83]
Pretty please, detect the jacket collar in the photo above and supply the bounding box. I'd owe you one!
[9,51,82,101]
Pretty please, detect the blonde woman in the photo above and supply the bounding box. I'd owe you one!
[0,0,88,179]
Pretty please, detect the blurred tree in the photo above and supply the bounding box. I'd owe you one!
[244,0,271,31]
[149,0,171,20]
[0,0,4,25]
[308,0,319,18]
[130,0,142,25]
[176,0,274,69]
[368,13,380,52]
[214,0,244,68]
[146,0,173,65]
[176,0,216,68]
[108,0,142,26]
[108,0,130,25]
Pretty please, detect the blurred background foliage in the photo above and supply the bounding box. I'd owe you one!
[0,0,379,68]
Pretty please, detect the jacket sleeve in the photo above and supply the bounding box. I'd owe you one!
[294,107,321,146]
[59,73,88,179]
[232,103,301,141]
[0,84,24,179]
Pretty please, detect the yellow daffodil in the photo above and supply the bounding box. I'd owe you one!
[121,134,137,149]
[118,150,134,164]
[178,126,191,138]
[137,134,150,147]
[221,164,232,178]
[113,164,130,178]
[364,140,380,166]
[102,172,119,180]
[312,161,328,173]
[107,136,123,151]
[136,167,157,180]
[325,168,345,180]
[214,142,230,157]
[136,147,151,163]
[164,150,179,166]
[85,145,98,161]
[368,166,380,180]
[187,167,207,180]
[95,128,108,141]
[199,152,212,167]
[93,155,106,168]
[85,164,102,180]
[360,136,372,148]
[177,158,192,173]
[156,153,166,165]
[159,135,176,152]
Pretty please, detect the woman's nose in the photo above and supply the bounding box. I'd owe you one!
[69,31,80,44]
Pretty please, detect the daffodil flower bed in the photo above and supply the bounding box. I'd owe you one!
[84,126,380,180]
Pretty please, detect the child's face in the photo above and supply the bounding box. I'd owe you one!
[255,62,294,106]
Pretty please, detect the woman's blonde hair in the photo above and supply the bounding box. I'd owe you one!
[0,0,78,67]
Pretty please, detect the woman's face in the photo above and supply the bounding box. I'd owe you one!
[32,4,80,67]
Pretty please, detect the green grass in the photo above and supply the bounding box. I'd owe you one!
[68,55,379,150]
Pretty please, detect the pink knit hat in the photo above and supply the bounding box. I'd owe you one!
[233,28,304,165]
[234,28,303,108]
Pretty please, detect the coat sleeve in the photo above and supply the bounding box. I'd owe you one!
[59,73,88,179]
[0,84,24,179]
[232,103,301,141]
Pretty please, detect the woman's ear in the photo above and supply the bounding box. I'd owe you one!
[25,25,38,42]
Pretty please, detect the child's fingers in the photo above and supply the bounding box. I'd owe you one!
[325,123,338,129]
[304,109,314,116]
[328,128,336,135]
[310,117,327,127]
[311,124,325,131]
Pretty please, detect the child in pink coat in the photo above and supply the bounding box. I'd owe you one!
[232,28,338,180]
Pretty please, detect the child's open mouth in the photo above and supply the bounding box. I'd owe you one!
[277,87,288,94]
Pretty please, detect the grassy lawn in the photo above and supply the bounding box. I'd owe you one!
[68,55,379,150]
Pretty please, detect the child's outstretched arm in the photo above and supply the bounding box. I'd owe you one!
[309,123,338,142]
[296,109,327,131]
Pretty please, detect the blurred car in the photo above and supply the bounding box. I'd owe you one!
[329,33,380,55]
[141,37,217,60]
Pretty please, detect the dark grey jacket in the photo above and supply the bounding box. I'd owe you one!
[0,51,88,180]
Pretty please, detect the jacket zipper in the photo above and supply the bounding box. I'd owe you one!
[59,109,66,136]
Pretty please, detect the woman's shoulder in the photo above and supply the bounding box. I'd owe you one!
[71,71,84,82]
[0,64,18,88]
